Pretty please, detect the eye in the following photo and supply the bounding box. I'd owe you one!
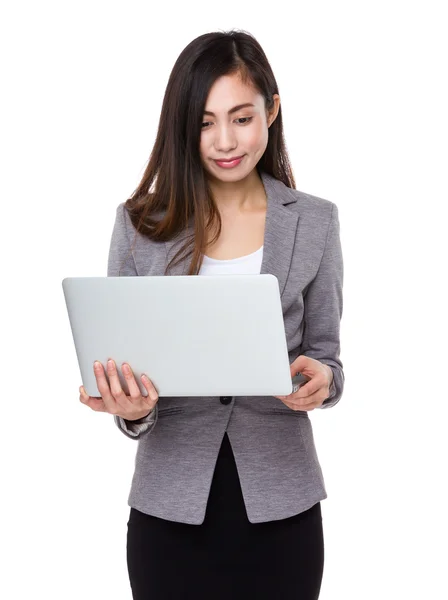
[235,117,253,125]
[201,116,253,129]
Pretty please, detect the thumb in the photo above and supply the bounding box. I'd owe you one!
[290,354,308,377]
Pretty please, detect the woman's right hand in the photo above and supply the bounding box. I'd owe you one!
[79,359,159,421]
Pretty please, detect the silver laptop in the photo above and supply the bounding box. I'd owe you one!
[61,274,298,398]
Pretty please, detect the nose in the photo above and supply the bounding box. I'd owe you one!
[213,124,237,153]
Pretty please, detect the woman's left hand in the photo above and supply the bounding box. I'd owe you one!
[273,355,334,411]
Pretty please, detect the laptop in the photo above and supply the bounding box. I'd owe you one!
[61,274,303,398]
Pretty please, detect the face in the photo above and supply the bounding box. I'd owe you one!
[199,73,280,183]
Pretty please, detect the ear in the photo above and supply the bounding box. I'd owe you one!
[267,94,281,127]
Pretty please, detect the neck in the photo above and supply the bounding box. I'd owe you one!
[206,168,267,216]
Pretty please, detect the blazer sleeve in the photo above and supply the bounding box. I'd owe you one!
[107,203,159,439]
[300,202,345,409]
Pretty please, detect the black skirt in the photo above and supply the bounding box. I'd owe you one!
[126,431,324,600]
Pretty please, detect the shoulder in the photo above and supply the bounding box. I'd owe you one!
[265,172,337,215]
[111,203,134,239]
[283,188,339,235]
[290,187,336,213]
[114,201,130,220]
[115,201,166,226]
[292,184,341,229]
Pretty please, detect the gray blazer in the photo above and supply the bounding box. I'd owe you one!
[107,170,344,525]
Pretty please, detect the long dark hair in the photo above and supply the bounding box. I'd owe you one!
[121,29,296,276]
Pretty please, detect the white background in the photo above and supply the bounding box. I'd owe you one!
[1,1,447,598]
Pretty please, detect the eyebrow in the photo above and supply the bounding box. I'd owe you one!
[203,103,255,116]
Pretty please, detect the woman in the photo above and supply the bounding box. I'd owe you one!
[80,29,344,600]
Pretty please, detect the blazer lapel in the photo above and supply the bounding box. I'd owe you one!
[258,171,300,299]
[164,170,301,300]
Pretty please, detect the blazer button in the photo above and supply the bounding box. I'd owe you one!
[220,396,232,405]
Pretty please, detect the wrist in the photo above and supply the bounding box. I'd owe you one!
[126,407,154,422]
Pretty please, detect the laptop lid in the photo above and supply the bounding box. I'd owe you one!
[62,274,295,397]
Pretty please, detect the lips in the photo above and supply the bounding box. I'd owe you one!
[214,155,244,162]
[213,155,245,168]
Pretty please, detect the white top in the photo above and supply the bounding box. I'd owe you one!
[199,245,264,276]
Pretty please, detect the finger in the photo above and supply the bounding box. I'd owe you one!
[274,375,318,401]
[281,399,296,410]
[295,379,321,399]
[106,359,128,406]
[141,374,159,402]
[291,389,323,409]
[119,363,159,405]
[79,385,99,403]
[120,362,144,403]
[287,398,316,411]
[281,398,313,412]
[275,389,321,410]
[274,393,300,409]
[94,360,117,413]
[79,385,107,412]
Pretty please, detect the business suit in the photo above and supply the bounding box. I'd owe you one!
[107,169,344,526]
